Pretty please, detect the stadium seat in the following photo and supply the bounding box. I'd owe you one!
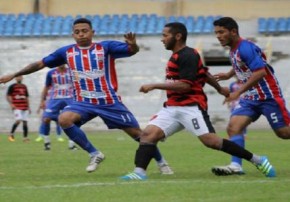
[258,17,267,34]
[277,17,287,33]
[267,17,277,34]
[193,16,204,34]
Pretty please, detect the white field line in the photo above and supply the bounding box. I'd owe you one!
[0,178,288,190]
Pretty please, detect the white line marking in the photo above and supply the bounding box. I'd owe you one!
[0,178,287,190]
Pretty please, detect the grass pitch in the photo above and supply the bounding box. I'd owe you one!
[0,130,289,202]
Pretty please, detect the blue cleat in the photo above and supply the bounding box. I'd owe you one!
[256,156,276,177]
[120,172,148,181]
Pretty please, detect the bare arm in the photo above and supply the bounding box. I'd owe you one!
[38,86,49,112]
[139,81,191,93]
[206,71,229,97]
[0,61,45,84]
[224,68,267,103]
[6,95,14,109]
[214,69,236,81]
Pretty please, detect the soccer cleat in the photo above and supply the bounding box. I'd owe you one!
[35,136,43,142]
[44,142,51,151]
[256,156,276,177]
[23,138,30,143]
[86,152,105,172]
[211,164,245,176]
[120,172,147,181]
[8,135,15,142]
[57,137,65,142]
[68,145,79,150]
[158,162,174,175]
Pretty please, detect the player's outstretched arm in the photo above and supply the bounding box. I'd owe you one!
[0,61,45,84]
[214,69,235,81]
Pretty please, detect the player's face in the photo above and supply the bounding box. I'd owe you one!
[72,23,94,47]
[161,27,177,50]
[214,26,233,47]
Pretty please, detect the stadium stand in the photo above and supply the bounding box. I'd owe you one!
[0,13,223,37]
[258,16,290,35]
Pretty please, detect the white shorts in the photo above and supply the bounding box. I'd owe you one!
[13,109,29,121]
[148,106,215,137]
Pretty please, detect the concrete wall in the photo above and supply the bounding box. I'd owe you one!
[0,0,290,19]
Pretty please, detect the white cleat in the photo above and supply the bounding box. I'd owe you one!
[86,152,105,172]
[211,164,245,176]
[158,162,174,175]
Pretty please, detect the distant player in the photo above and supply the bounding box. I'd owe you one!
[37,64,76,150]
[6,76,31,142]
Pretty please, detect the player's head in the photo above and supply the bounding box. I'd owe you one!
[213,17,239,47]
[57,64,66,71]
[162,22,187,50]
[15,76,23,83]
[72,18,94,47]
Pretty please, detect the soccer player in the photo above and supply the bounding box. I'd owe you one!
[37,64,77,150]
[0,18,172,174]
[211,17,290,176]
[6,76,31,142]
[120,22,275,181]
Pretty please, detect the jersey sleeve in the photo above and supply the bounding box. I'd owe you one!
[102,41,131,59]
[239,41,266,71]
[42,45,71,68]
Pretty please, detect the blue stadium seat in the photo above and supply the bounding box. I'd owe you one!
[258,17,267,34]
[186,16,194,33]
[193,16,204,34]
[277,17,287,33]
[156,16,166,34]
[203,16,214,33]
[267,17,277,34]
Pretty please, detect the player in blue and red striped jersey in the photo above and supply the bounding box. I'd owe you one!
[0,18,172,175]
[37,64,77,150]
[211,17,290,176]
[121,22,276,181]
[6,76,31,142]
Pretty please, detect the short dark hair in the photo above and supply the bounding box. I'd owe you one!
[73,18,92,29]
[164,22,187,42]
[213,17,239,33]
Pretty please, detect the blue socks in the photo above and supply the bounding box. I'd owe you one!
[63,125,98,154]
[230,134,245,166]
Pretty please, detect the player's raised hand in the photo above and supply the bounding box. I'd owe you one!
[0,74,15,84]
[124,32,136,45]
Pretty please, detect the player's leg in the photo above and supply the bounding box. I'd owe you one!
[41,118,52,150]
[121,107,182,180]
[121,124,167,180]
[9,109,22,141]
[123,127,174,175]
[263,98,290,139]
[22,110,30,142]
[58,107,104,172]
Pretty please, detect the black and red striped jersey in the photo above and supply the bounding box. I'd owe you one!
[7,83,29,110]
[164,46,208,110]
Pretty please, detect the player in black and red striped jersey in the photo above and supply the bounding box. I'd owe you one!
[121,22,275,180]
[6,76,31,142]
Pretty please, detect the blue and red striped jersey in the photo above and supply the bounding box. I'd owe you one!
[230,38,283,101]
[42,41,132,105]
[45,67,73,99]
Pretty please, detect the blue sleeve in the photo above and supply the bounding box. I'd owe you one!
[45,70,52,87]
[239,41,266,71]
[101,41,130,59]
[42,45,72,68]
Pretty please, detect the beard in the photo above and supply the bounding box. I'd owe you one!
[165,37,177,50]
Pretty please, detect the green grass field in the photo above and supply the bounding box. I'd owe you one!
[0,130,289,202]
